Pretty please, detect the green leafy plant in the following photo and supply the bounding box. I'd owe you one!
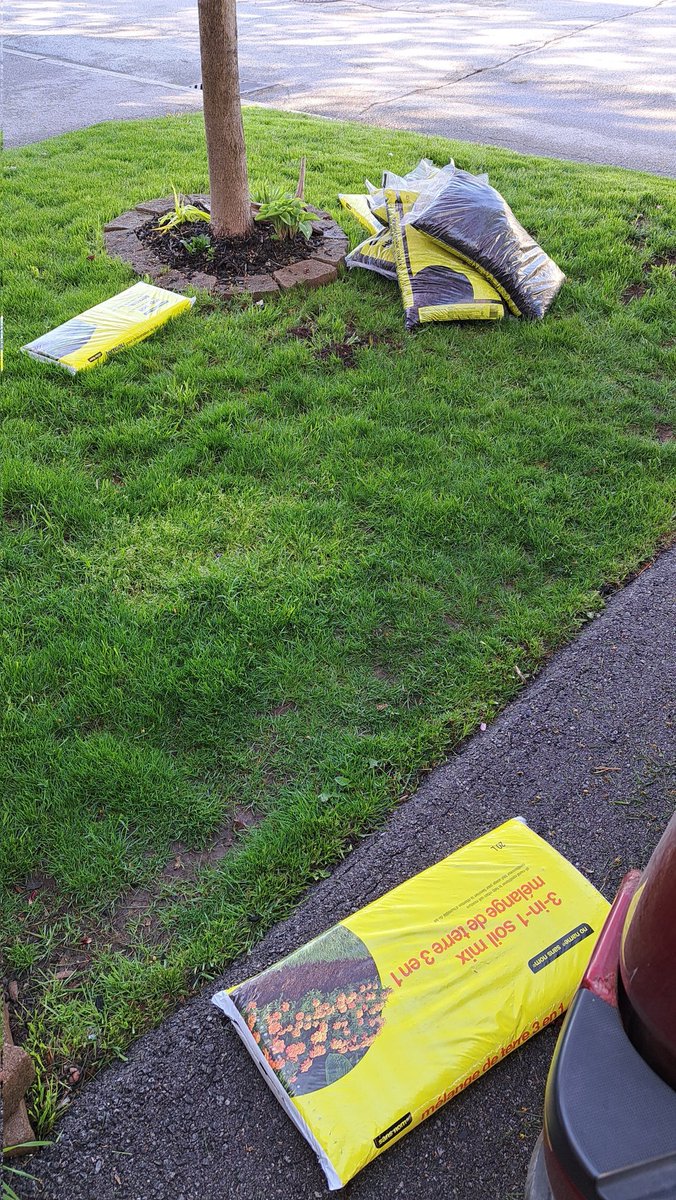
[155,185,210,233]
[180,233,214,259]
[254,184,313,241]
[2,1143,51,1200]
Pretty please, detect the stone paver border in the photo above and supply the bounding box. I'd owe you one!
[103,197,349,298]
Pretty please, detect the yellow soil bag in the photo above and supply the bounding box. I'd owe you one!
[345,230,397,281]
[337,194,385,236]
[213,818,609,1189]
[345,191,418,281]
[387,191,504,329]
[21,282,194,373]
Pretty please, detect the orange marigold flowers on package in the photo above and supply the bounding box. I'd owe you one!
[216,819,608,1190]
[291,1041,306,1056]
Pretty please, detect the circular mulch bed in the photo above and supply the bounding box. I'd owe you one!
[103,196,349,300]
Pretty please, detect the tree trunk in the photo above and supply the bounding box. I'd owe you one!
[197,0,253,239]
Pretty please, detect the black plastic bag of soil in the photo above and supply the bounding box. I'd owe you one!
[410,172,565,319]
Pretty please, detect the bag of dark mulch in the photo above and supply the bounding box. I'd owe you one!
[212,818,609,1189]
[410,171,565,319]
[386,191,504,329]
[380,156,448,190]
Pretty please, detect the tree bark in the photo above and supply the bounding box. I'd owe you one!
[197,0,253,239]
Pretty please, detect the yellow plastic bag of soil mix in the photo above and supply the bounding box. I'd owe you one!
[213,818,609,1190]
[345,230,398,280]
[338,194,385,237]
[345,190,418,283]
[386,191,504,329]
[364,159,455,227]
[21,282,194,374]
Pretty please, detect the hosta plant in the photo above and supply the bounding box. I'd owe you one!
[254,183,313,241]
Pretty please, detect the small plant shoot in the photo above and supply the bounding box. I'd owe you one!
[180,234,214,258]
[155,186,211,234]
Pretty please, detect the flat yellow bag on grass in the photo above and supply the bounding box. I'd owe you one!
[387,190,504,329]
[213,818,609,1190]
[21,282,194,373]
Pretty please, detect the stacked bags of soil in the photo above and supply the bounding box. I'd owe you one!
[339,160,564,330]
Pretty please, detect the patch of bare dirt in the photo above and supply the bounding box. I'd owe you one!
[442,614,464,630]
[644,250,676,271]
[269,701,297,718]
[628,212,651,246]
[621,281,648,304]
[286,321,399,368]
[372,665,397,685]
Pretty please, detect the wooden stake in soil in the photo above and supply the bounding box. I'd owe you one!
[295,157,307,201]
[197,0,253,239]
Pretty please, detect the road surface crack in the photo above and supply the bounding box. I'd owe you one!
[358,0,671,115]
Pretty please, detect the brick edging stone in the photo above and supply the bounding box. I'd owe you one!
[103,197,348,299]
[2,1000,36,1154]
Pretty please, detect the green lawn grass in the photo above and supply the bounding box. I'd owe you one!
[1,109,674,1131]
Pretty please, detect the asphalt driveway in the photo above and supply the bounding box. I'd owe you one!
[5,0,676,173]
[17,548,676,1200]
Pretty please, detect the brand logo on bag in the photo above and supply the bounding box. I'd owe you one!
[374,1113,412,1148]
[528,923,594,973]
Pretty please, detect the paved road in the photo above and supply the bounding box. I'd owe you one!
[4,0,676,173]
[17,548,676,1200]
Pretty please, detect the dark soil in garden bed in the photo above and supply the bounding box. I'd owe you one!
[138,216,324,284]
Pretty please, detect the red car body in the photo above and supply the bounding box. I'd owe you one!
[526,812,676,1200]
